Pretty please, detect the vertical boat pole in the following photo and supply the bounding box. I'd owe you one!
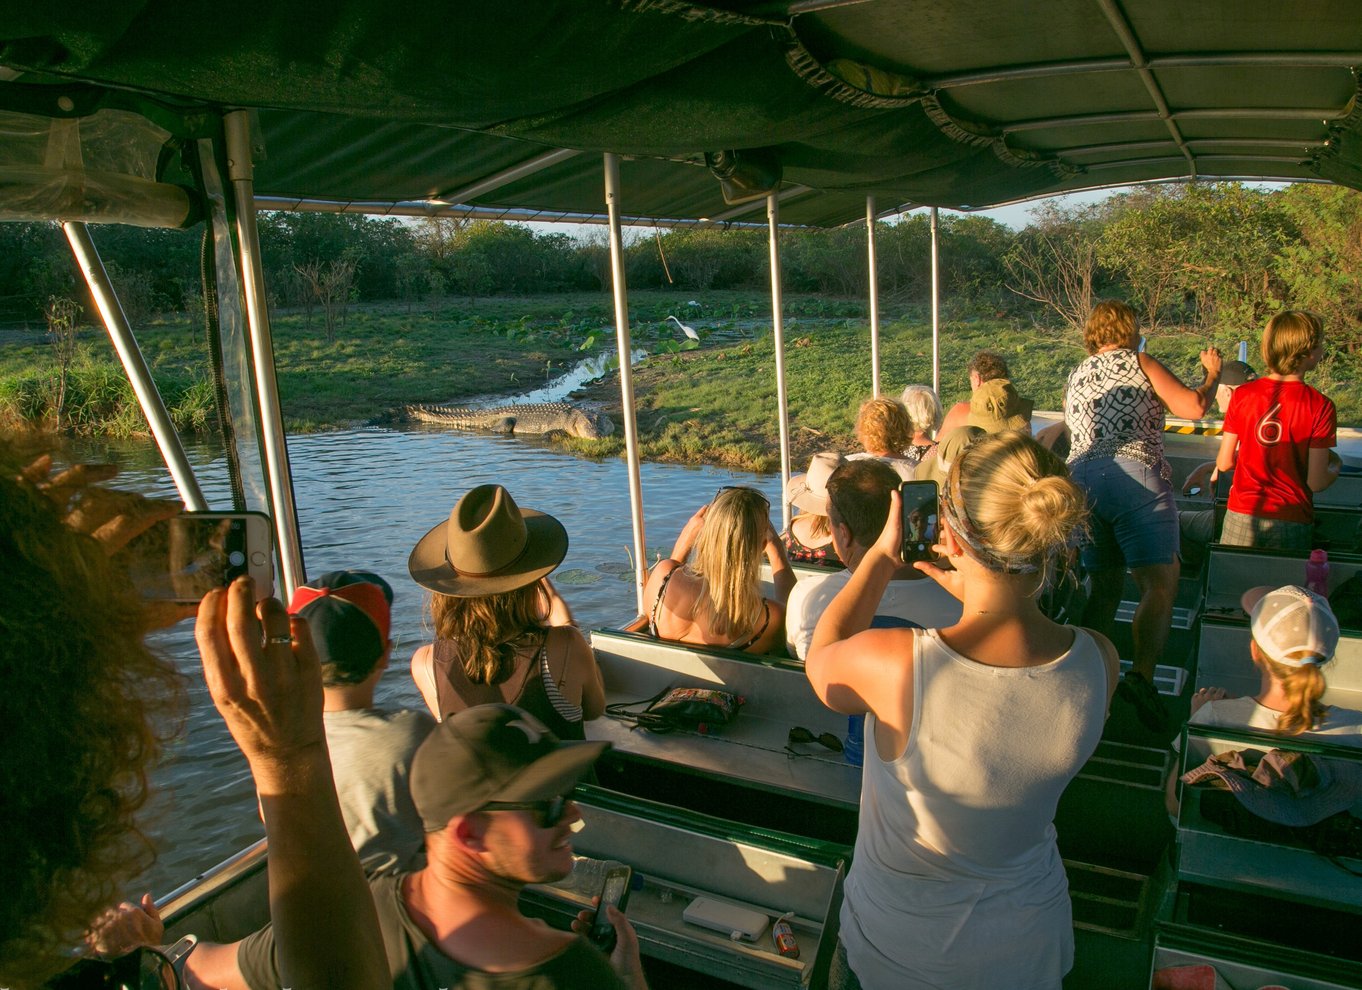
[603,153,649,613]
[224,110,305,599]
[930,207,941,395]
[64,222,208,512]
[768,193,793,533]
[867,196,881,397]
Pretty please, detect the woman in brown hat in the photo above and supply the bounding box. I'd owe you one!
[408,484,604,739]
[642,486,795,655]
[782,451,845,568]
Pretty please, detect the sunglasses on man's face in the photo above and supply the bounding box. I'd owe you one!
[479,794,572,828]
[787,726,843,752]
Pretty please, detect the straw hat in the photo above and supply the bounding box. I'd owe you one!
[786,451,844,515]
[409,484,568,597]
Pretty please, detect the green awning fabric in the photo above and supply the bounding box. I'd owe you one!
[1,0,1360,226]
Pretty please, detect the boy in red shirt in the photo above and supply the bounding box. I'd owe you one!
[1215,311,1340,549]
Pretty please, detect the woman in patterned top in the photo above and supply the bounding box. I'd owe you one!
[1064,300,1221,734]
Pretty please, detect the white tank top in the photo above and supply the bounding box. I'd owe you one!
[839,627,1109,990]
[1064,348,1169,479]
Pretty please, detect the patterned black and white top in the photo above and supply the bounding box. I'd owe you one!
[1064,348,1170,480]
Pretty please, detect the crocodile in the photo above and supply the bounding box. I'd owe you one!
[398,401,615,439]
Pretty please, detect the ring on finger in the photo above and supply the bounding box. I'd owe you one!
[265,635,293,646]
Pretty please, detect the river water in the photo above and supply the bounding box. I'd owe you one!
[93,426,786,898]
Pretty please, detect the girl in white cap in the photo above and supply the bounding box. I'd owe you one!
[1191,584,1362,741]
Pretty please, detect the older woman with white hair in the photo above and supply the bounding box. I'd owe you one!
[899,385,942,468]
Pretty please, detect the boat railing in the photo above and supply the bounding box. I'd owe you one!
[1203,544,1362,615]
[157,838,270,945]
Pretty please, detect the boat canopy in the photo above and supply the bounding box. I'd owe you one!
[1,1,1361,227]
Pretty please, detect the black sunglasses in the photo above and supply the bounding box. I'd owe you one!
[788,726,843,752]
[480,794,572,828]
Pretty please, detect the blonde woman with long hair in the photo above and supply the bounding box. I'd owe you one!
[408,484,604,738]
[643,486,795,655]
[807,432,1119,990]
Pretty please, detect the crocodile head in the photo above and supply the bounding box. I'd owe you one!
[568,408,615,439]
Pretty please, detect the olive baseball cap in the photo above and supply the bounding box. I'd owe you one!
[409,704,608,831]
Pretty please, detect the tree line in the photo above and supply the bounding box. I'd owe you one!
[2,181,1359,346]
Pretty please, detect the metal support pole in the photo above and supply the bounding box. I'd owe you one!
[867,196,881,397]
[930,207,941,396]
[604,154,649,614]
[224,110,305,600]
[768,193,793,533]
[63,222,209,512]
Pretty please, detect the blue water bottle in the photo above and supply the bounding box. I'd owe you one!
[844,715,865,767]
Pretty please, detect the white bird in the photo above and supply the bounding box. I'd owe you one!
[666,315,700,342]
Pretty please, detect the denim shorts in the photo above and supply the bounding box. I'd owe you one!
[1070,456,1179,570]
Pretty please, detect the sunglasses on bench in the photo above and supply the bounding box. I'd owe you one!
[788,726,843,753]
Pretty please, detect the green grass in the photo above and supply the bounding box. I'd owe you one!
[5,292,1362,472]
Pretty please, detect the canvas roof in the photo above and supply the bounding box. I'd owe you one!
[1,0,1360,226]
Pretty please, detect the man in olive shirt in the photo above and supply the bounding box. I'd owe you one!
[185,705,646,990]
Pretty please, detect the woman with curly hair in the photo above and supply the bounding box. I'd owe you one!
[409,484,604,737]
[0,456,183,988]
[848,396,916,481]
[2,445,388,990]
[807,432,1118,990]
[644,486,794,655]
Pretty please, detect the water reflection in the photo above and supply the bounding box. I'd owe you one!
[97,426,784,896]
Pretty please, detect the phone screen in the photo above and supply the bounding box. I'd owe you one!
[899,481,939,564]
[590,866,633,950]
[122,513,268,602]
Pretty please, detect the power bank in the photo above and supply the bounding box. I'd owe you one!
[682,896,769,942]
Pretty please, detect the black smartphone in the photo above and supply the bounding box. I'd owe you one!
[589,865,633,953]
[121,511,274,603]
[899,480,939,564]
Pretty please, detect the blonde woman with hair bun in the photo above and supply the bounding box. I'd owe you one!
[806,431,1119,990]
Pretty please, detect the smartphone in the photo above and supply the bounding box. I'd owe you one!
[122,511,274,602]
[589,865,633,953]
[899,480,939,564]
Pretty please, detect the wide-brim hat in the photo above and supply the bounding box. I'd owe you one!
[786,451,844,515]
[967,378,1034,434]
[410,704,608,831]
[409,484,568,597]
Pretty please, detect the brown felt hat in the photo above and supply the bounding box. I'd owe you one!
[409,484,568,597]
[410,704,608,831]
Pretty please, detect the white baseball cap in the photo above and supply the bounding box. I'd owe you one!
[1243,585,1340,667]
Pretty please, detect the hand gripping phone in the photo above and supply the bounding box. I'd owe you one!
[122,511,274,602]
[589,865,633,953]
[899,480,939,564]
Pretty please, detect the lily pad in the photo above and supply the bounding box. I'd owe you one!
[555,568,603,586]
[595,561,633,575]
